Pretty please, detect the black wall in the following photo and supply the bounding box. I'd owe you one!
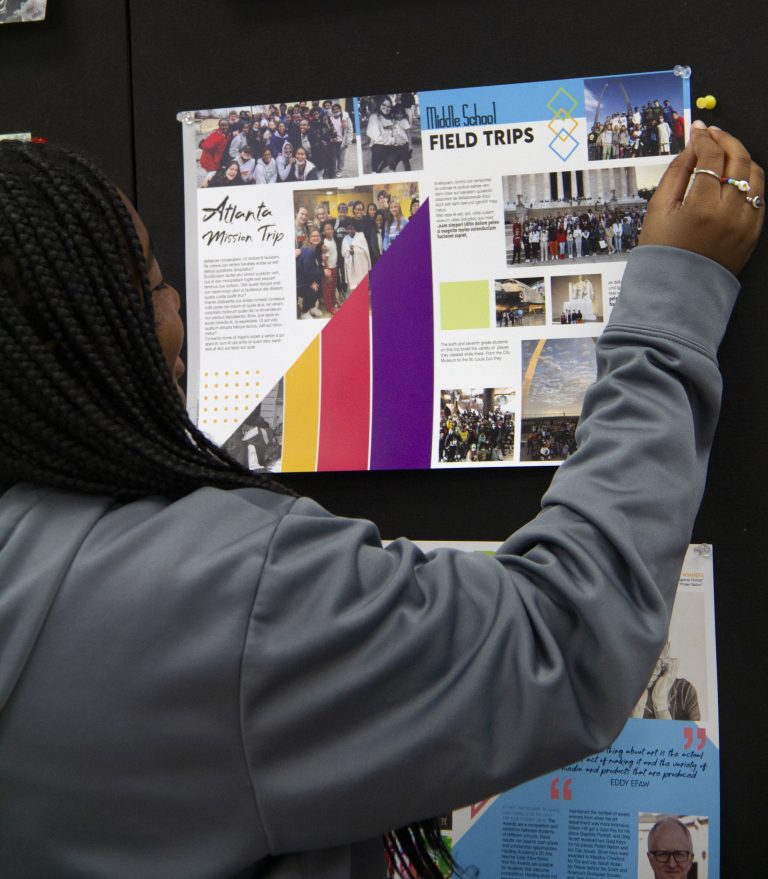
[3,0,766,868]
[0,0,134,192]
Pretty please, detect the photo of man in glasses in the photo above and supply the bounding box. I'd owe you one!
[646,817,695,878]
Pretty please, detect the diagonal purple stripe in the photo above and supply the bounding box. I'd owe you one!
[370,200,434,470]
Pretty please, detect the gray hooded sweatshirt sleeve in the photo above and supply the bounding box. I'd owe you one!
[0,246,739,877]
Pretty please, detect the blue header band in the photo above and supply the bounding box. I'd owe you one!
[420,78,585,129]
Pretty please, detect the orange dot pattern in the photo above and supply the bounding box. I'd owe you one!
[199,370,262,426]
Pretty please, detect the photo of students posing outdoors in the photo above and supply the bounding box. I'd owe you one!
[584,71,686,161]
[502,164,666,267]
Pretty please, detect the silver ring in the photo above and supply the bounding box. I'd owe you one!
[692,168,721,182]
[746,195,764,209]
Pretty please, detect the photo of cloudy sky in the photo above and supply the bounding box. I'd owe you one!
[521,337,597,418]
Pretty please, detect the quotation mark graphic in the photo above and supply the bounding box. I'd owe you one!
[546,87,580,162]
[470,799,490,819]
[550,776,573,800]
[683,727,707,750]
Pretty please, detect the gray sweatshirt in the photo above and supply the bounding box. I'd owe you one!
[0,247,739,877]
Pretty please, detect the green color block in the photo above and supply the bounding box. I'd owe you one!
[439,280,489,330]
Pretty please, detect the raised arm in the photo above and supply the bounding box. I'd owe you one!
[240,124,764,852]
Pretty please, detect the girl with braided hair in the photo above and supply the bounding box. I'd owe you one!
[0,127,763,879]
[0,140,285,500]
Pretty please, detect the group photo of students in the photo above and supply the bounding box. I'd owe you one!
[194,99,357,187]
[503,162,666,267]
[584,71,686,161]
[438,389,516,464]
[292,183,420,319]
[520,417,580,462]
[588,102,684,160]
[505,205,649,267]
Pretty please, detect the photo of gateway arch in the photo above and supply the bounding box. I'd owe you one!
[584,70,686,163]
[584,70,684,128]
[590,79,633,129]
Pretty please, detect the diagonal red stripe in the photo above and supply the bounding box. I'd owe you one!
[317,277,371,471]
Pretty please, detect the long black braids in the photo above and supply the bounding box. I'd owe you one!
[0,139,460,877]
[0,139,295,498]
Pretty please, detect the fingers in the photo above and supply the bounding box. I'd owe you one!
[707,131,765,245]
[652,132,698,207]
[683,125,727,209]
[703,127,753,208]
[751,160,766,198]
[641,122,763,274]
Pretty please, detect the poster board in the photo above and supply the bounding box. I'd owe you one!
[408,543,719,879]
[179,70,690,474]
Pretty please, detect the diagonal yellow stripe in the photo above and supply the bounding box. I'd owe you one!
[281,337,320,473]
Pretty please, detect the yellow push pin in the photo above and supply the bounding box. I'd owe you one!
[696,95,717,110]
